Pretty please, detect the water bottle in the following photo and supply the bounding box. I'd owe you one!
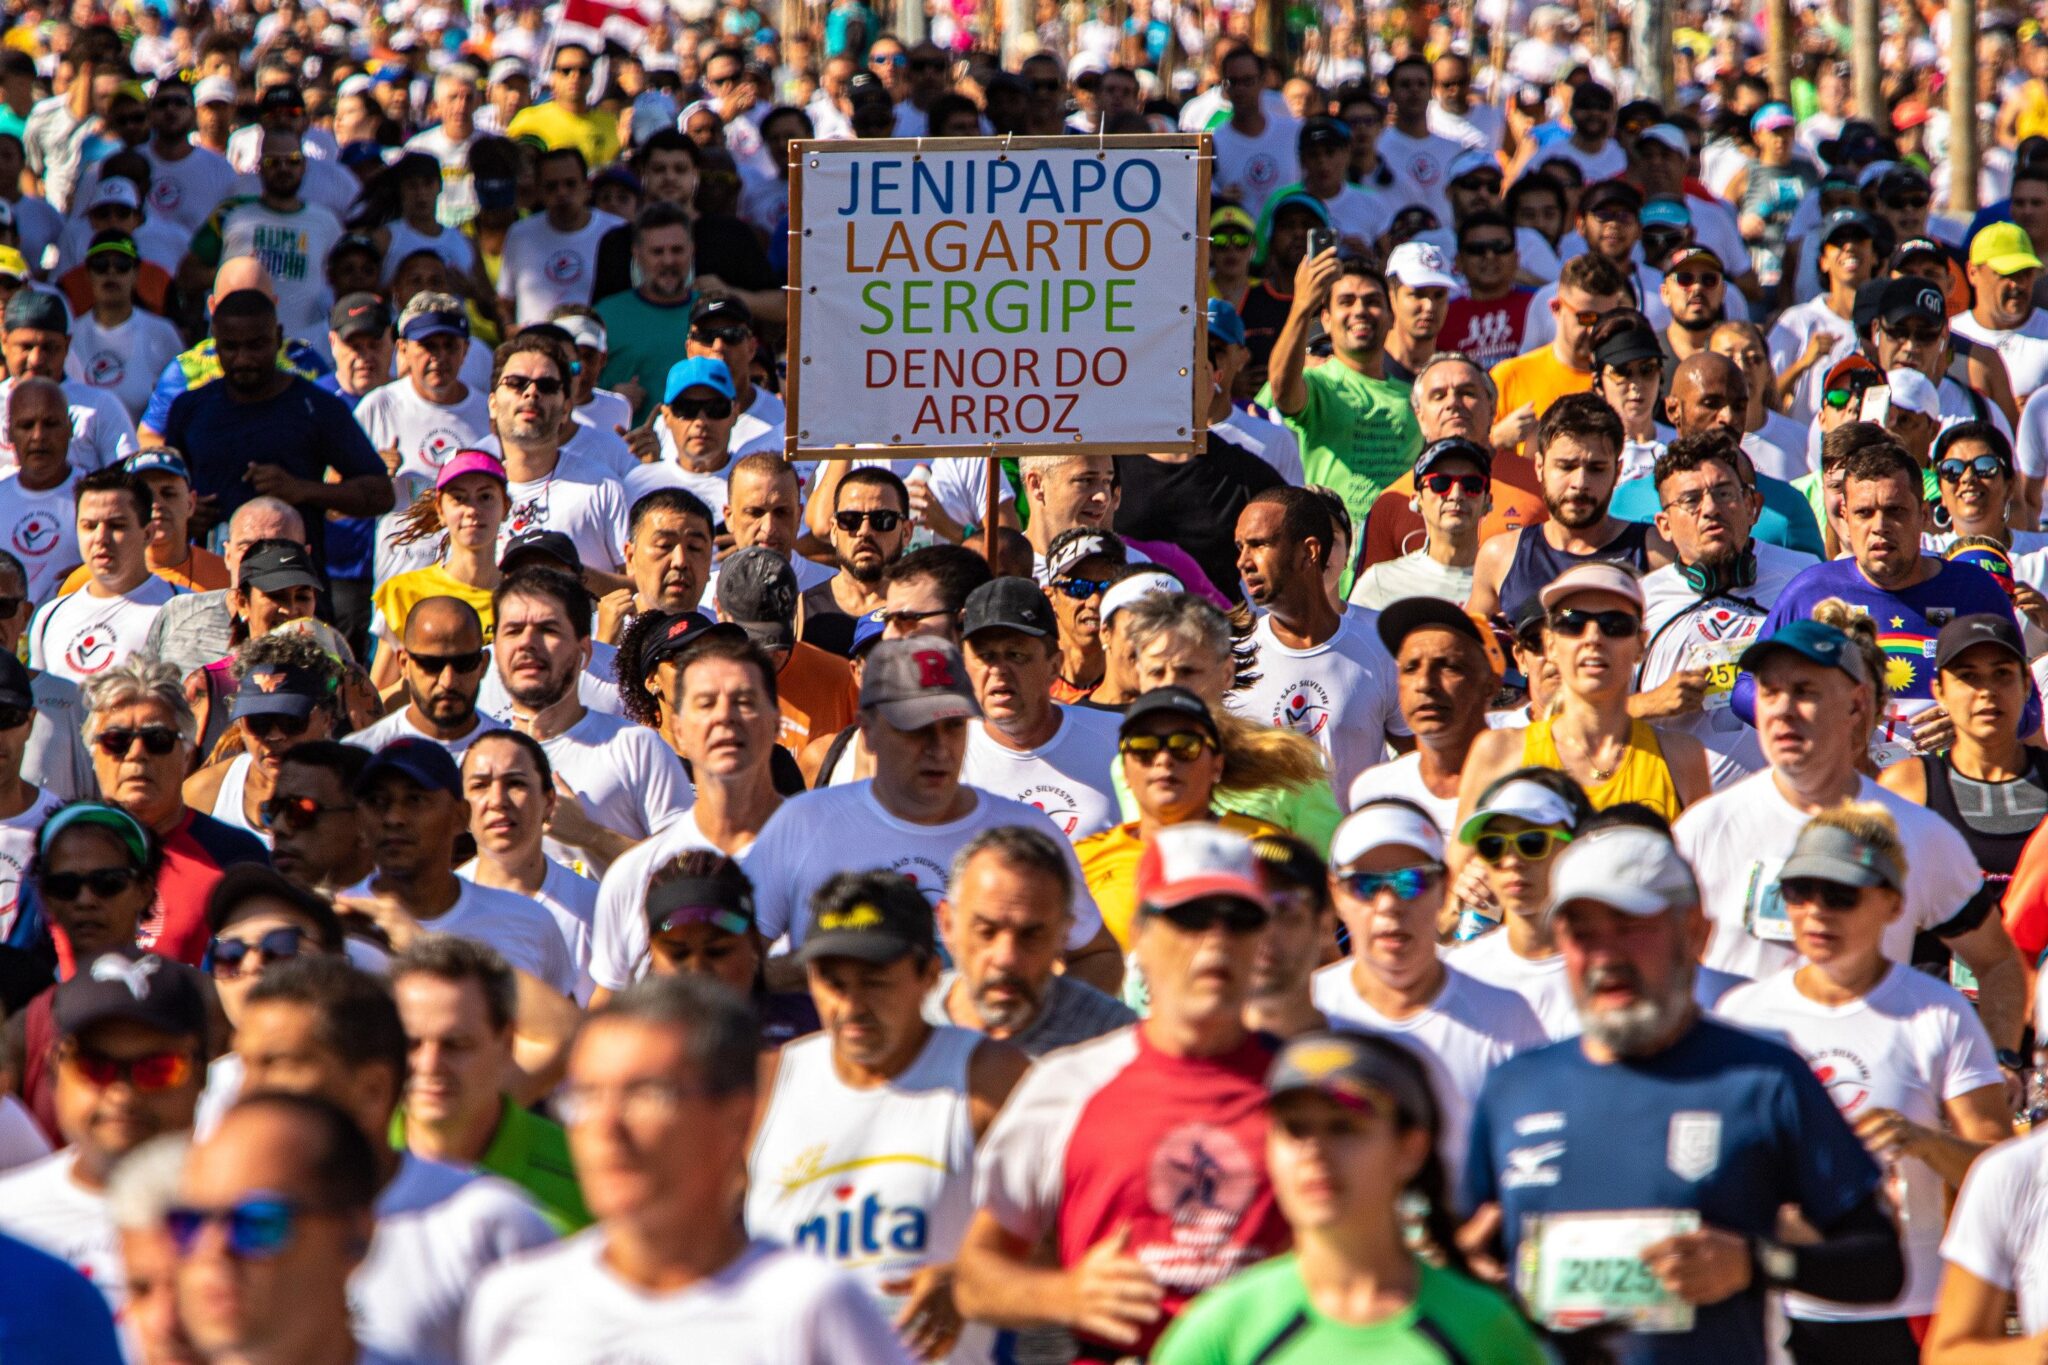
[1452,907,1500,943]
[905,463,939,550]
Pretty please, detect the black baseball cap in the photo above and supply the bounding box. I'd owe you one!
[55,950,208,1040]
[1414,436,1492,479]
[638,609,746,677]
[1119,685,1219,741]
[357,736,462,796]
[1820,119,1888,165]
[257,84,306,113]
[1935,613,2026,671]
[1819,207,1878,248]
[1875,275,1949,328]
[714,547,799,650]
[1578,179,1643,216]
[1298,115,1350,152]
[329,293,394,339]
[0,651,32,711]
[798,873,936,965]
[499,528,582,575]
[962,577,1056,640]
[236,540,321,594]
[691,295,754,331]
[1375,596,1489,659]
[1045,528,1127,583]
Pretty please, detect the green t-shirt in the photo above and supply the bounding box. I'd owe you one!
[1260,363,1423,593]
[595,288,700,428]
[1154,1254,1547,1365]
[392,1096,592,1235]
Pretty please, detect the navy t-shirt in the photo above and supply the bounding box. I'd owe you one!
[312,373,376,581]
[160,375,385,571]
[0,1230,123,1363]
[1461,1019,1881,1365]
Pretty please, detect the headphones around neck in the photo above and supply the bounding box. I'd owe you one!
[1678,540,1759,598]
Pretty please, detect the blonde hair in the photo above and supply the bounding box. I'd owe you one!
[1806,799,1910,885]
[1807,596,1889,716]
[1216,712,1330,795]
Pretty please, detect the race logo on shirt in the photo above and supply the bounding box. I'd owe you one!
[11,510,59,557]
[1144,1122,1261,1286]
[506,495,547,537]
[543,249,585,284]
[1808,1047,1873,1114]
[1240,154,1281,198]
[149,179,181,213]
[0,845,24,940]
[1272,679,1331,739]
[419,429,465,468]
[65,623,120,675]
[1405,151,1445,187]
[1666,1110,1722,1181]
[247,222,312,285]
[888,855,949,908]
[1693,605,1755,643]
[1502,1139,1566,1189]
[1019,783,1081,836]
[84,349,125,390]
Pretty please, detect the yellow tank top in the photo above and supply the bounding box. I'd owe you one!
[1520,717,1682,822]
[2020,82,2048,144]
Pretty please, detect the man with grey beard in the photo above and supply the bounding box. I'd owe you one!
[1458,822,1906,1365]
[925,825,1131,1055]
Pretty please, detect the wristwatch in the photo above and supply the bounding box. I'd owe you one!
[1998,1048,2028,1073]
[1751,1237,1798,1289]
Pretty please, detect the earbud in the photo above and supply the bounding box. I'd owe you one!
[1408,497,1420,512]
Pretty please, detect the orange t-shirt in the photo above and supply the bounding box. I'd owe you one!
[59,544,229,597]
[1360,451,1550,567]
[775,641,859,752]
[1489,346,1595,452]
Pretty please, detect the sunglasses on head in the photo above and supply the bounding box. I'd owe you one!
[1155,897,1267,934]
[1474,829,1571,865]
[1938,453,2007,483]
[41,866,144,901]
[1119,730,1214,762]
[1420,472,1485,497]
[671,396,734,421]
[210,925,305,977]
[62,1045,191,1092]
[1212,229,1253,249]
[95,725,181,757]
[1052,574,1113,599]
[1780,877,1862,911]
[498,374,564,397]
[244,713,311,742]
[166,1196,303,1259]
[835,508,902,533]
[1340,866,1440,900]
[1462,237,1514,256]
[408,649,486,675]
[1549,607,1639,639]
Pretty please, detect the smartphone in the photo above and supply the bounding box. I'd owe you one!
[1859,387,1891,425]
[1306,227,1337,260]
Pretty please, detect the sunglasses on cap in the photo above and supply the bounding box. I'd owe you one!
[835,508,902,533]
[95,725,181,757]
[165,1196,305,1259]
[41,866,145,901]
[1549,607,1639,639]
[1118,731,1214,762]
[259,794,354,832]
[1474,828,1572,865]
[1052,574,1114,599]
[671,396,734,421]
[1340,866,1441,900]
[1779,877,1862,910]
[1154,897,1267,934]
[1420,472,1485,496]
[244,713,311,742]
[1212,229,1253,249]
[61,1044,191,1092]
[1938,454,2007,482]
[209,926,305,977]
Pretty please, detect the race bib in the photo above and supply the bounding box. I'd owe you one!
[1743,860,1794,942]
[1691,641,1744,713]
[1519,1209,1700,1334]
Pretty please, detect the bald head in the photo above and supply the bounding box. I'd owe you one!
[227,495,305,544]
[401,595,484,652]
[9,376,68,476]
[1666,351,1747,438]
[211,256,277,307]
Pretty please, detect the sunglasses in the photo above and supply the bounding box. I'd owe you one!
[498,374,565,397]
[1052,575,1114,599]
[1883,194,1931,210]
[1462,237,1515,256]
[1549,607,1639,639]
[166,1196,302,1259]
[87,253,137,274]
[1118,731,1214,762]
[0,596,20,620]
[1938,454,2007,483]
[1780,877,1862,911]
[1420,472,1485,496]
[671,396,734,421]
[210,926,305,977]
[692,323,752,345]
[1570,308,1615,328]
[1474,829,1572,865]
[1156,897,1267,934]
[554,64,594,77]
[41,866,144,901]
[244,713,311,742]
[408,649,486,674]
[1587,206,1636,224]
[1213,230,1253,249]
[1341,866,1440,900]
[1672,271,1722,289]
[0,706,26,732]
[62,1045,191,1092]
[835,508,902,533]
[1882,323,1945,344]
[95,725,182,757]
[1823,380,1878,409]
[259,154,304,169]
[259,794,353,832]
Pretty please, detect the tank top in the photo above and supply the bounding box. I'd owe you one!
[1521,716,1682,822]
[1496,521,1653,624]
[1920,750,2048,889]
[209,753,266,843]
[820,723,862,787]
[2020,81,2048,143]
[745,1026,994,1364]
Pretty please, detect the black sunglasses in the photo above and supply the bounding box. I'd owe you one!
[692,323,752,345]
[209,926,305,977]
[244,713,311,742]
[671,396,734,421]
[1419,472,1485,496]
[259,795,353,832]
[1461,237,1515,256]
[408,649,486,674]
[40,866,144,901]
[87,255,135,274]
[835,509,903,533]
[1780,877,1862,911]
[0,706,25,731]
[94,726,181,757]
[499,374,565,397]
[1549,607,1639,639]
[1938,454,2007,482]
[1155,898,1268,934]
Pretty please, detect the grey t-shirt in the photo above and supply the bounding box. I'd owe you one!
[921,970,1134,1057]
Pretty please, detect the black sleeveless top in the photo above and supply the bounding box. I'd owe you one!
[1497,520,1655,623]
[1910,748,2048,970]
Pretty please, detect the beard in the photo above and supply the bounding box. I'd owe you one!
[1546,493,1605,530]
[504,656,577,710]
[969,971,1042,1032]
[1577,957,1697,1057]
[841,547,885,584]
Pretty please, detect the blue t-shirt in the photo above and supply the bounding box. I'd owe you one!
[0,1231,123,1364]
[1610,472,1826,559]
[1461,1020,1881,1365]
[160,375,385,573]
[313,374,376,581]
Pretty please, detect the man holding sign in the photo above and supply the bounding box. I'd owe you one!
[1460,822,1905,1365]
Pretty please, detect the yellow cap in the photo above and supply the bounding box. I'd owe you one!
[1970,221,2044,276]
[0,247,27,281]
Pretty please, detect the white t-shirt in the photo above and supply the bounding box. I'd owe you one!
[624,425,787,521]
[1373,126,1468,224]
[404,125,478,226]
[733,384,788,454]
[1212,406,1305,486]
[141,141,240,233]
[1635,541,1817,788]
[210,199,346,343]
[463,1234,914,1365]
[590,808,725,991]
[498,209,623,326]
[352,1153,556,1365]
[342,876,577,996]
[1674,771,1983,980]
[1211,115,1302,220]
[2012,381,2048,481]
[459,856,598,1004]
[67,309,184,423]
[475,643,626,725]
[0,786,60,939]
[1428,100,1504,151]
[0,470,76,606]
[1720,963,2002,1321]
[1941,1128,2048,1334]
[1447,929,1578,1040]
[0,1094,48,1172]
[530,708,692,877]
[1310,961,1548,1190]
[1309,182,1396,252]
[1347,551,1475,611]
[746,782,1103,951]
[1544,137,1629,183]
[1952,309,2048,407]
[26,574,174,683]
[1745,411,1813,484]
[0,1149,120,1310]
[958,707,1123,843]
[1768,295,1858,425]
[499,452,630,574]
[344,707,505,762]
[1227,610,1403,801]
[352,380,494,481]
[1344,750,1458,834]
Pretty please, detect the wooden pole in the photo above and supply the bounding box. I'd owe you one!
[1852,0,1882,131]
[1950,0,1980,213]
[983,457,1000,565]
[1767,0,1793,103]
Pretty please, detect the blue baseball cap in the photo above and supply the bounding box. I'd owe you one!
[663,356,735,407]
[1206,298,1245,348]
[356,736,462,796]
[125,448,190,483]
[1738,619,1869,685]
[849,608,888,657]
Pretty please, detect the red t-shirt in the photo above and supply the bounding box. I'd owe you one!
[1360,450,1549,568]
[1437,290,1538,372]
[128,808,269,968]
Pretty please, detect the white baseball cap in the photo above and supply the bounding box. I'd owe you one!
[1385,241,1466,296]
[193,75,236,107]
[86,178,140,213]
[1099,570,1181,626]
[1331,799,1445,873]
[1546,825,1700,920]
[1884,367,1940,418]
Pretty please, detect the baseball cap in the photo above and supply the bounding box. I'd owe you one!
[962,577,1056,640]
[1266,1031,1437,1124]
[1099,571,1181,626]
[691,295,754,331]
[1447,147,1501,183]
[1045,528,1127,583]
[1414,435,1492,479]
[858,638,980,729]
[435,449,507,491]
[1750,102,1796,134]
[330,233,382,267]
[1875,276,1947,329]
[1206,297,1246,347]
[0,651,31,711]
[0,247,27,283]
[1546,825,1701,919]
[236,541,321,594]
[1818,206,1878,247]
[1738,618,1869,684]
[1135,824,1270,916]
[1823,354,1880,392]
[1891,99,1930,131]
[848,608,889,657]
[1265,190,1333,232]
[1885,367,1940,417]
[1536,561,1645,612]
[1458,777,1580,844]
[1640,196,1692,230]
[1971,221,2044,276]
[1120,685,1219,741]
[85,230,137,265]
[557,314,606,353]
[499,529,582,576]
[1820,119,1886,165]
[1663,243,1724,275]
[193,75,237,107]
[799,873,937,964]
[1639,123,1691,157]
[1211,204,1256,236]
[356,736,462,797]
[397,291,468,342]
[1591,323,1664,371]
[1385,241,1465,295]
[1577,179,1643,217]
[124,448,190,484]
[714,546,799,650]
[639,609,747,676]
[3,290,68,335]
[257,84,306,113]
[646,863,756,937]
[1777,819,1904,893]
[55,952,208,1040]
[1330,798,1445,873]
[231,662,332,721]
[1935,613,2027,671]
[488,57,530,85]
[664,356,735,406]
[86,178,140,213]
[1298,115,1350,151]
[1875,163,1933,199]
[1375,596,1494,665]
